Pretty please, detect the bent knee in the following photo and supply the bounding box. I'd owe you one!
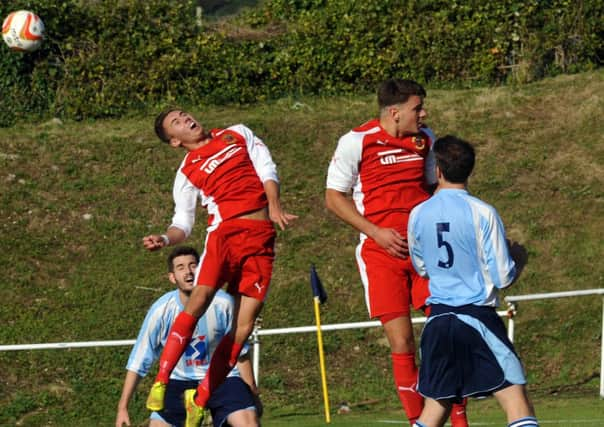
[226,408,259,427]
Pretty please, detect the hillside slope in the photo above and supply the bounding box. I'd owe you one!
[0,70,602,425]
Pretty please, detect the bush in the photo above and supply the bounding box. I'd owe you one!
[0,0,601,125]
[0,0,202,125]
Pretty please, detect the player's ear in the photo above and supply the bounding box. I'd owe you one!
[168,272,177,284]
[436,164,444,180]
[168,137,181,148]
[389,105,400,123]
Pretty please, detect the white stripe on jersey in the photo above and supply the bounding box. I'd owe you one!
[355,236,372,316]
[469,200,499,306]
[326,129,366,192]
[125,289,243,381]
[170,164,198,237]
[408,189,516,307]
[230,124,279,184]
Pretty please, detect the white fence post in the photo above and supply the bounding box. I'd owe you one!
[195,6,202,27]
[251,325,261,387]
[507,302,516,343]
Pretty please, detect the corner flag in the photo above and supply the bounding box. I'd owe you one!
[310,264,328,304]
[310,264,330,423]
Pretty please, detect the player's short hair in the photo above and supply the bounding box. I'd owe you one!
[154,108,179,143]
[377,78,426,109]
[167,246,200,272]
[433,135,475,183]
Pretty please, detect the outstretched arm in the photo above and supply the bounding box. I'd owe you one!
[143,168,196,251]
[264,179,298,230]
[142,226,187,251]
[240,126,297,230]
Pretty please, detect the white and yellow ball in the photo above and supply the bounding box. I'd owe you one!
[2,10,45,52]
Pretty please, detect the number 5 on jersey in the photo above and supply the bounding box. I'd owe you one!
[437,222,454,268]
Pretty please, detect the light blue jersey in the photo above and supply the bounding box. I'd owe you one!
[408,189,516,307]
[126,289,243,381]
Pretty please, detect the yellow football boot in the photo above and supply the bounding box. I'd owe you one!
[146,381,167,411]
[184,389,207,427]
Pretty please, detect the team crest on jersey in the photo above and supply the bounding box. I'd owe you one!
[412,135,425,150]
[220,133,237,144]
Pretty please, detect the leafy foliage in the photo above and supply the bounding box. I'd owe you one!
[1,0,601,125]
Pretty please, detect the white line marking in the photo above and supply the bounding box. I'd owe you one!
[135,286,163,292]
[377,420,604,425]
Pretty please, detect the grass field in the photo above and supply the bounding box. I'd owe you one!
[263,394,604,426]
[0,70,603,425]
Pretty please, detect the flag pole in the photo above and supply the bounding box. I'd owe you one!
[313,295,331,423]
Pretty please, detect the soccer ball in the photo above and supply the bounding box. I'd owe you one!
[2,10,45,52]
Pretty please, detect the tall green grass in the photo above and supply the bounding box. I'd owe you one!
[0,71,602,426]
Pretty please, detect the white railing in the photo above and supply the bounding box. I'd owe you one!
[0,339,136,351]
[249,312,511,387]
[1,289,603,397]
[504,289,604,398]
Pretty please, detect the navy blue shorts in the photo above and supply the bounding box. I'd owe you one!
[417,304,526,401]
[153,377,256,427]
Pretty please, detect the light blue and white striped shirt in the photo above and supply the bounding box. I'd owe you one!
[126,289,243,381]
[408,189,516,307]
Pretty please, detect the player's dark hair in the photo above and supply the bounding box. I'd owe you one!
[167,246,200,272]
[377,78,426,109]
[433,135,475,183]
[154,108,178,143]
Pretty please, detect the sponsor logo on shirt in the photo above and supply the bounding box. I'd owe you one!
[378,148,422,165]
[185,335,208,365]
[199,146,243,174]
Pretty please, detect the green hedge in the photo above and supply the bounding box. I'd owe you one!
[1,0,602,126]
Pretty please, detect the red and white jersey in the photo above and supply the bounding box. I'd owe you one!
[170,124,279,234]
[326,119,436,235]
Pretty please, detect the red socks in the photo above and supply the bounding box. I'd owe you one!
[194,334,243,407]
[450,398,469,427]
[155,311,197,384]
[391,352,423,425]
